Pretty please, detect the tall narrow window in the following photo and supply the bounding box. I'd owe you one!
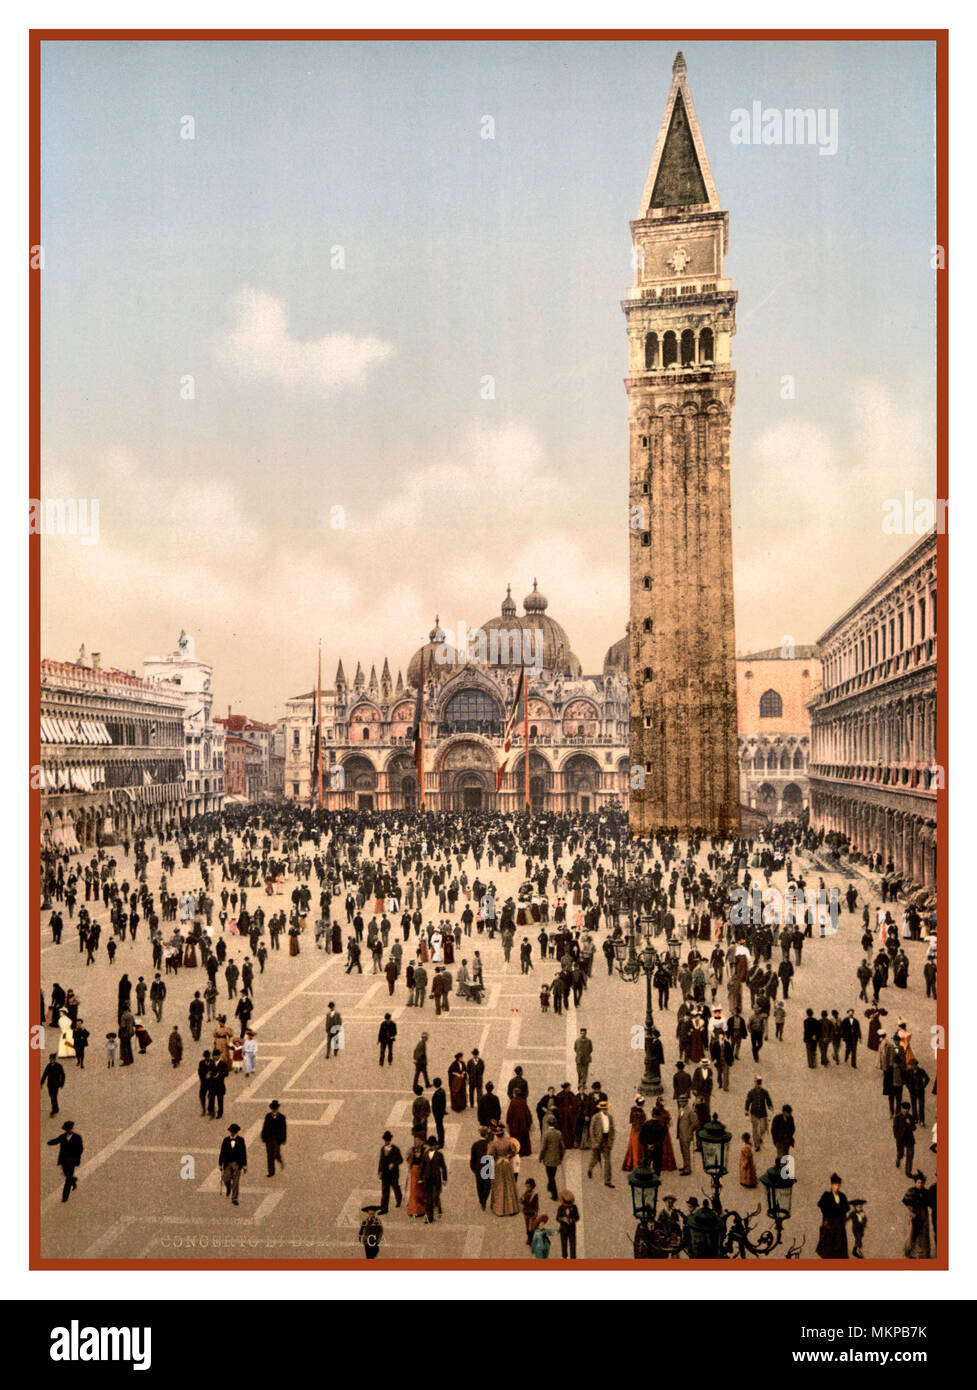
[680,329,695,366]
[662,331,677,368]
[644,332,659,369]
[699,326,714,362]
[759,689,783,718]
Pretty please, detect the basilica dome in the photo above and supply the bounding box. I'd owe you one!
[604,625,630,677]
[406,617,464,687]
[478,581,581,678]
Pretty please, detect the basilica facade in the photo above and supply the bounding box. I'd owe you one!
[283,583,631,814]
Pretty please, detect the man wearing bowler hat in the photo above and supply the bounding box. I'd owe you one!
[219,1123,247,1204]
[261,1100,287,1177]
[377,1130,403,1213]
[47,1120,83,1202]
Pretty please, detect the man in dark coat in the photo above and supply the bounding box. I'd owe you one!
[47,1120,83,1202]
[841,1009,861,1068]
[72,1020,90,1069]
[378,1014,397,1068]
[893,1103,916,1176]
[802,1008,821,1069]
[906,1058,931,1125]
[771,1104,796,1158]
[638,1109,666,1175]
[261,1100,287,1177]
[431,1078,447,1147]
[197,1051,214,1115]
[466,1049,485,1106]
[377,1130,403,1213]
[477,1081,501,1128]
[420,1138,447,1223]
[218,1124,247,1204]
[469,1126,492,1209]
[40,1054,66,1115]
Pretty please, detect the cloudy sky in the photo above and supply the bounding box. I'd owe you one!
[40,38,936,718]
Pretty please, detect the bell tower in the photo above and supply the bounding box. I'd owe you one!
[626,53,740,838]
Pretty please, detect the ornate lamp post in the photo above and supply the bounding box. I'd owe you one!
[614,932,663,1096]
[686,1202,724,1259]
[628,1164,662,1259]
[691,1116,802,1258]
[758,1161,797,1244]
[697,1114,732,1212]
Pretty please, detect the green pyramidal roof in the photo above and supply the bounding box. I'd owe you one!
[649,91,708,210]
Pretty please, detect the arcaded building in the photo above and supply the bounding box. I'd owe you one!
[284,583,631,813]
[626,53,740,838]
[40,652,186,850]
[737,647,822,818]
[807,532,938,888]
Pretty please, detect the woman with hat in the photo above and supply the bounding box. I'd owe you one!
[815,1172,851,1258]
[652,1098,678,1172]
[621,1095,646,1173]
[902,1172,932,1258]
[406,1136,426,1218]
[488,1124,520,1217]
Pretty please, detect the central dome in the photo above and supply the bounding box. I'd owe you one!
[479,581,581,677]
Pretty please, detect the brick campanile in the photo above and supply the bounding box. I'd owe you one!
[625,53,740,839]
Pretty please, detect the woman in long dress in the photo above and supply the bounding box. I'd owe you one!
[212,1018,233,1070]
[687,1016,706,1063]
[417,936,429,964]
[896,1021,916,1065]
[815,1175,851,1258]
[57,1009,75,1060]
[183,937,197,968]
[739,1133,757,1188]
[489,1129,520,1217]
[903,1177,932,1258]
[443,931,454,965]
[448,1055,468,1113]
[506,1096,533,1157]
[653,1100,678,1172]
[407,1141,426,1218]
[621,1100,646,1172]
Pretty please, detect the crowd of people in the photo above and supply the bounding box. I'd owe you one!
[40,802,937,1260]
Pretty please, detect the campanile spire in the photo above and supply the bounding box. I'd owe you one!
[626,56,740,838]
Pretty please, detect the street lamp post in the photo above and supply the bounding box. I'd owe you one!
[613,928,663,1097]
[690,1115,802,1258]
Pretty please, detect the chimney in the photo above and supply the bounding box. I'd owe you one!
[228,704,232,719]
[91,652,101,670]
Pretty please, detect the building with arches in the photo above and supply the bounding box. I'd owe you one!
[143,631,225,819]
[283,583,630,813]
[807,532,937,889]
[735,646,822,819]
[40,652,186,850]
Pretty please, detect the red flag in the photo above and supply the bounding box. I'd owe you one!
[496,665,525,791]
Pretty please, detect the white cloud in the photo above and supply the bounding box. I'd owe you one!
[212,287,394,393]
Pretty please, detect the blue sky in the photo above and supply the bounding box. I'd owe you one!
[40,38,936,716]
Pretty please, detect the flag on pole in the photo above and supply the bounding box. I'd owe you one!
[496,665,525,791]
[310,682,319,796]
[316,641,323,809]
[411,651,426,804]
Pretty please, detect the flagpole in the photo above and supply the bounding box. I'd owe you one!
[523,657,530,814]
[316,640,323,810]
[419,651,426,811]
